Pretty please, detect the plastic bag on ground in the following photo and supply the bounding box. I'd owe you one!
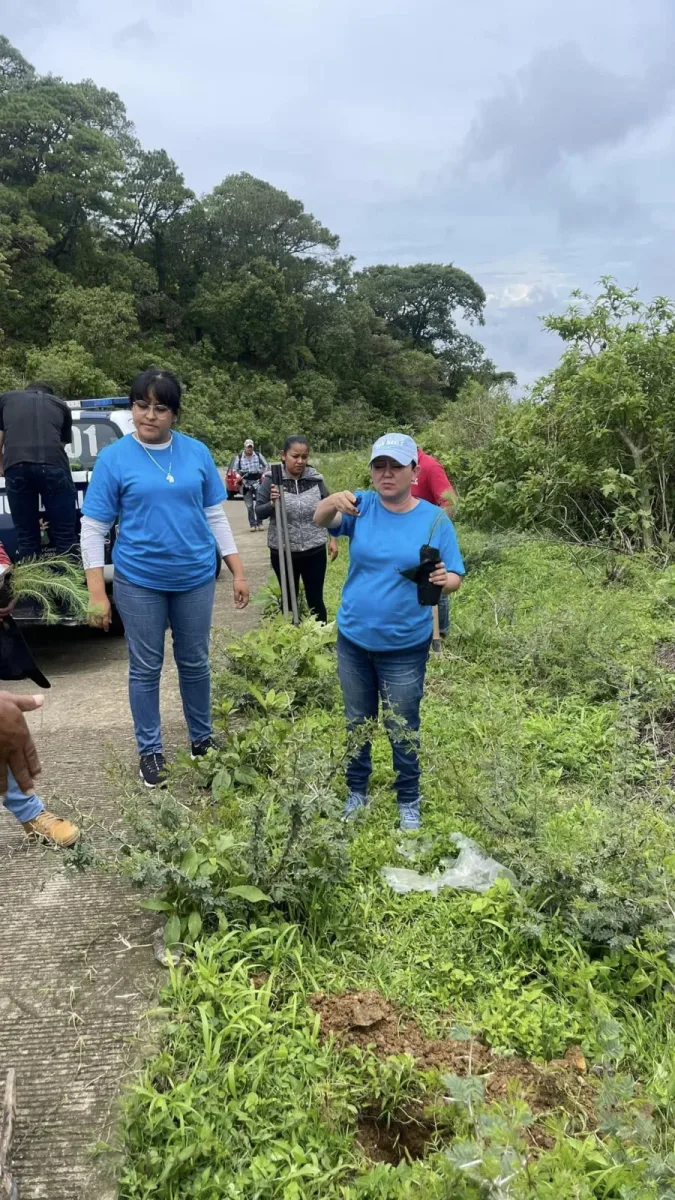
[382,833,517,896]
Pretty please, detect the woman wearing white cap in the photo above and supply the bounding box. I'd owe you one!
[314,433,464,831]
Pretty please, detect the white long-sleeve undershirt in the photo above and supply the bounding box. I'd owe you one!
[80,506,238,570]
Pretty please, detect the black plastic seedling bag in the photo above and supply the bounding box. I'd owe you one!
[0,617,51,688]
[399,543,443,607]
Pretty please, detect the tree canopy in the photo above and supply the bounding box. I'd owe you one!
[432,280,675,551]
[0,37,503,457]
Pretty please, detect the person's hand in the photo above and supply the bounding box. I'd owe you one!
[0,596,16,619]
[233,578,250,609]
[429,564,462,593]
[270,484,280,502]
[87,593,112,631]
[0,692,43,794]
[429,562,450,589]
[330,491,360,517]
[328,537,339,562]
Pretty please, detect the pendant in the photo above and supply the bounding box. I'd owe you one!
[166,473,175,483]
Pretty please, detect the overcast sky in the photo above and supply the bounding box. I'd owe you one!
[4,0,675,384]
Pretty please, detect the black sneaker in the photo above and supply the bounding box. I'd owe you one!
[191,737,218,760]
[139,752,168,789]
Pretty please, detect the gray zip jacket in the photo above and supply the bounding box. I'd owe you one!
[256,465,330,554]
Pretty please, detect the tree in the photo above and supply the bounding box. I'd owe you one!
[24,340,118,399]
[0,36,35,94]
[199,173,339,272]
[355,263,486,349]
[191,260,305,372]
[459,282,675,549]
[51,285,140,377]
[0,35,505,461]
[116,146,194,289]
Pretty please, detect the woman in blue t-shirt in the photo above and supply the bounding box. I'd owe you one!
[81,369,250,789]
[314,433,465,831]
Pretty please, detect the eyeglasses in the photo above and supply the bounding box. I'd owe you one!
[133,400,172,416]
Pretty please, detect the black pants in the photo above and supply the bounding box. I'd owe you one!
[270,545,328,623]
[4,463,78,560]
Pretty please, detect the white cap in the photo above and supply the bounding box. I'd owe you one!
[244,439,254,447]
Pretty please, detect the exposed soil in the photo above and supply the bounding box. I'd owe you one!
[356,1112,434,1165]
[311,989,595,1158]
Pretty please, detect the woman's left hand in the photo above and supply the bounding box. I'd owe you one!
[233,578,250,609]
[429,561,450,589]
[328,537,339,562]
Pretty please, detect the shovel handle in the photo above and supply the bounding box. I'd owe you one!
[432,606,442,655]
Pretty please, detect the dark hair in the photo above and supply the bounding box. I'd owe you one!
[129,368,182,413]
[25,381,55,395]
[282,435,309,454]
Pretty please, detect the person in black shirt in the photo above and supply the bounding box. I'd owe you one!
[0,382,78,560]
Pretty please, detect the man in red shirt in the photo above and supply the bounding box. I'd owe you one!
[411,448,457,637]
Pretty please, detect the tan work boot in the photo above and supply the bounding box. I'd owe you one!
[23,810,80,849]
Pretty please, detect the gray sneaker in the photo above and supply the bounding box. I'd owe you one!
[342,791,368,819]
[398,802,421,832]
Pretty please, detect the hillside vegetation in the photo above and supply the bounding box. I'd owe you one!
[427,283,675,553]
[117,533,675,1199]
[0,35,510,459]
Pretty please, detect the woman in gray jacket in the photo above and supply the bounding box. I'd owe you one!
[255,436,337,623]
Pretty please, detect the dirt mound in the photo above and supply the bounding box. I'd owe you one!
[310,989,593,1125]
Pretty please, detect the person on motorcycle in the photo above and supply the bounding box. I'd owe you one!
[237,439,267,531]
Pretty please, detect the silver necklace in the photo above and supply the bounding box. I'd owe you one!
[137,435,174,483]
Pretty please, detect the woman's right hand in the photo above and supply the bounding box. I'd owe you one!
[330,491,360,516]
[270,484,280,502]
[88,593,111,631]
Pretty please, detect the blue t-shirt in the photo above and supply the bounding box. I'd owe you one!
[334,491,465,651]
[83,431,226,592]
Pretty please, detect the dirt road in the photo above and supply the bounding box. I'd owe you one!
[0,499,270,1199]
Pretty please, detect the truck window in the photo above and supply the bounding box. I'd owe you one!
[65,421,120,470]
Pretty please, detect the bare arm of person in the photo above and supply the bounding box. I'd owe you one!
[81,515,112,629]
[313,491,360,527]
[0,692,43,794]
[223,553,250,609]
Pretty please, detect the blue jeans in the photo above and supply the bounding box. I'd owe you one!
[337,631,430,807]
[438,593,450,637]
[3,769,43,823]
[113,574,216,755]
[4,463,78,560]
[243,488,262,528]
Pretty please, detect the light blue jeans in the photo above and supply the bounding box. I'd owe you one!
[4,770,43,823]
[113,573,216,755]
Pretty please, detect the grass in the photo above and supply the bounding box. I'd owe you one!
[116,527,675,1198]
